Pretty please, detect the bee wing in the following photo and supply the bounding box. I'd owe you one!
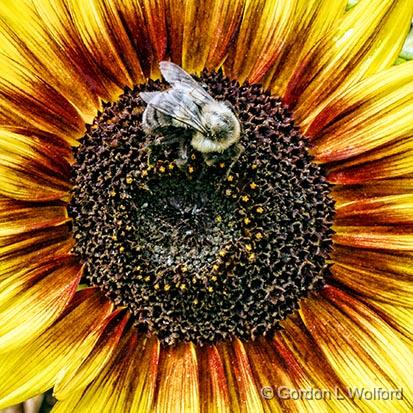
[160,61,214,102]
[146,87,209,134]
[140,91,162,104]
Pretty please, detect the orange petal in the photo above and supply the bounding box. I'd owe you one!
[334,194,413,225]
[154,342,200,412]
[327,141,413,184]
[113,0,167,77]
[197,345,232,413]
[63,0,144,91]
[333,225,413,250]
[182,0,245,73]
[332,178,413,204]
[0,200,69,237]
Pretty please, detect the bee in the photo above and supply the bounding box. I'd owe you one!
[140,61,243,169]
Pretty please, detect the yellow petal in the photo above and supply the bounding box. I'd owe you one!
[333,225,413,250]
[0,129,71,201]
[0,289,113,409]
[0,0,101,121]
[224,0,296,84]
[332,245,413,278]
[331,263,413,307]
[362,300,413,343]
[301,286,413,412]
[0,224,73,284]
[216,339,265,412]
[286,0,413,126]
[0,200,68,237]
[53,333,160,413]
[307,61,413,141]
[332,178,413,204]
[278,316,358,412]
[309,62,413,163]
[54,310,130,400]
[267,0,347,96]
[0,256,80,352]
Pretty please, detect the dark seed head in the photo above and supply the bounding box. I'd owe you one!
[68,69,335,346]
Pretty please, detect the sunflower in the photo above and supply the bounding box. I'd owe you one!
[0,0,412,412]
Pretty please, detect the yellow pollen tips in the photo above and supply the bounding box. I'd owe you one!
[244,217,251,225]
[227,175,234,182]
[219,162,226,168]
[193,299,199,305]
[141,169,148,177]
[110,190,116,197]
[212,264,219,271]
[255,232,263,240]
[225,189,232,196]
[256,206,264,214]
[168,163,174,170]
[181,265,188,273]
[208,286,214,293]
[211,275,217,282]
[158,166,166,173]
[245,244,253,252]
[219,249,227,257]
[215,215,222,223]
[251,163,258,170]
[188,166,194,173]
[144,276,151,282]
[126,176,133,184]
[180,283,187,291]
[164,284,171,292]
[241,195,250,202]
[111,234,118,241]
[248,253,256,261]
[249,182,257,189]
[154,283,160,290]
[119,246,125,253]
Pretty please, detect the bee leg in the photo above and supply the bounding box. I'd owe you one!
[225,143,244,177]
[202,153,219,166]
[175,140,188,168]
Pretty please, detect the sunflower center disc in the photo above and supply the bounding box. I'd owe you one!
[69,70,335,346]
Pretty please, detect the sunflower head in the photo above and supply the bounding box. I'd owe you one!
[0,1,412,412]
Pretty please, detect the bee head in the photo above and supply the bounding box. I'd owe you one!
[202,102,241,145]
